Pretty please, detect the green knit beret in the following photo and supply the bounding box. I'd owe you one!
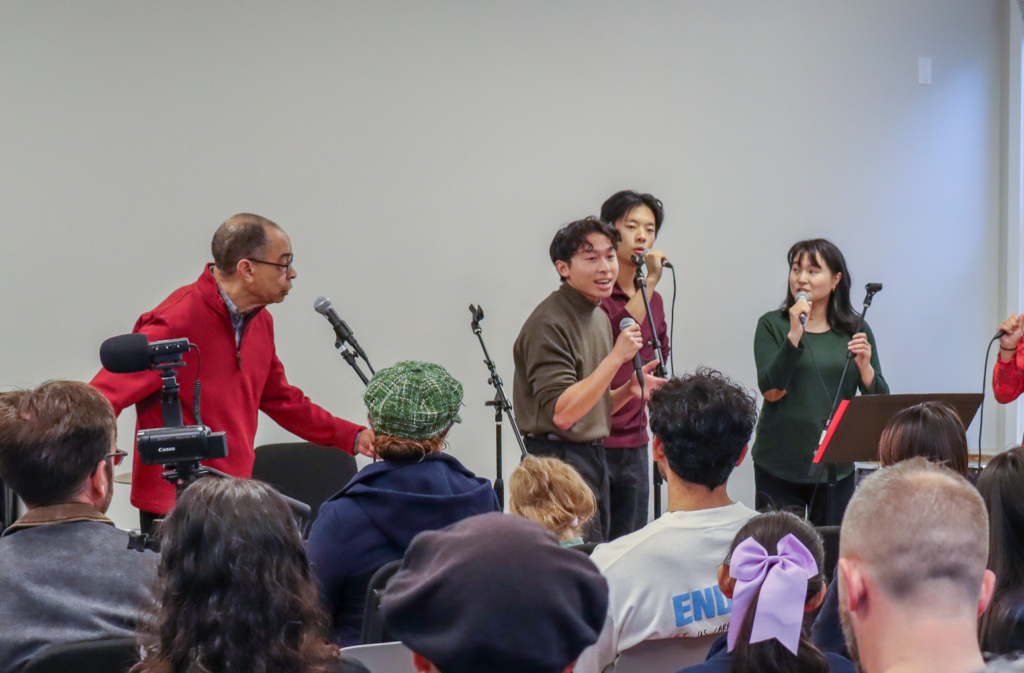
[363,360,463,440]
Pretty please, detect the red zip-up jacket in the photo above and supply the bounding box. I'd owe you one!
[91,266,365,514]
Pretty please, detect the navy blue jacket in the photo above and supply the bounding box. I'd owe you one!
[306,452,500,645]
[678,634,857,673]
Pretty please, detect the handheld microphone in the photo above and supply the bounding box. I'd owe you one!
[795,292,810,326]
[618,317,644,388]
[631,249,673,269]
[314,296,369,363]
[100,334,191,373]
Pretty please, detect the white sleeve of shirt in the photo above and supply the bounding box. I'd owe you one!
[574,612,619,673]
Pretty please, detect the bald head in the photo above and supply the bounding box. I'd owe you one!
[841,457,988,606]
[211,213,281,276]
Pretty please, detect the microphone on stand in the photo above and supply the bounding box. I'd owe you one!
[618,317,645,388]
[795,291,811,326]
[313,296,371,366]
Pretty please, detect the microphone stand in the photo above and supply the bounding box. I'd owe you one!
[335,339,370,387]
[632,257,668,519]
[820,283,882,525]
[469,305,527,509]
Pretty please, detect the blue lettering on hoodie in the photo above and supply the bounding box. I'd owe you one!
[673,584,730,627]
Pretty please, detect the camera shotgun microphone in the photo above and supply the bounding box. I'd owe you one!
[795,292,810,326]
[100,333,191,373]
[314,296,370,364]
[618,317,645,388]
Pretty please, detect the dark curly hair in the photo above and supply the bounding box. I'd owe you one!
[724,511,829,673]
[132,478,339,673]
[548,217,621,280]
[599,190,665,234]
[648,368,757,490]
[780,239,860,336]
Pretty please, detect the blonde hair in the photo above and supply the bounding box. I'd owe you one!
[508,456,596,541]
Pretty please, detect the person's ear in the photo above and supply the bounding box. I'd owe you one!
[652,436,665,462]
[236,258,255,280]
[806,583,827,613]
[555,259,571,280]
[718,564,735,599]
[832,271,842,291]
[735,444,749,466]
[979,569,997,617]
[838,558,864,613]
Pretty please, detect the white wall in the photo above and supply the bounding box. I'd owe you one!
[0,0,1007,529]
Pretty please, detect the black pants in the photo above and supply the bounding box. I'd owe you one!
[606,444,649,540]
[524,436,610,542]
[754,464,855,526]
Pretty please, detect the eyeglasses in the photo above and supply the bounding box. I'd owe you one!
[105,450,128,467]
[248,257,294,273]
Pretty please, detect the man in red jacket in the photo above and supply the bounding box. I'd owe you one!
[91,213,374,530]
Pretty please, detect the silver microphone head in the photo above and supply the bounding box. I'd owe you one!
[313,296,333,315]
[619,317,638,331]
[795,292,810,304]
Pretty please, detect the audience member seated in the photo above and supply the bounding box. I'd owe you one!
[509,454,597,547]
[978,446,1024,656]
[0,380,158,673]
[306,361,500,645]
[575,368,759,673]
[837,458,993,673]
[877,401,970,477]
[381,512,609,673]
[133,477,369,673]
[812,401,972,655]
[678,511,855,673]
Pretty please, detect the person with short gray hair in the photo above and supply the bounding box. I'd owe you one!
[837,457,995,673]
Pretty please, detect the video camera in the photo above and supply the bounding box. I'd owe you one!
[99,333,227,477]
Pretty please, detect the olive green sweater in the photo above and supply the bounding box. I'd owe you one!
[513,283,614,443]
[752,310,889,484]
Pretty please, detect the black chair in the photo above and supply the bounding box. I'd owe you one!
[251,442,358,526]
[360,559,404,644]
[21,637,139,673]
[572,542,599,556]
[816,525,841,583]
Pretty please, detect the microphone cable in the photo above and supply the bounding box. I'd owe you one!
[803,334,835,521]
[978,335,1000,469]
[669,265,677,377]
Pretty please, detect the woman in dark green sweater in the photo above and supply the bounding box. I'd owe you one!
[752,239,888,524]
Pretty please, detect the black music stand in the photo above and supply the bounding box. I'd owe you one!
[812,393,982,525]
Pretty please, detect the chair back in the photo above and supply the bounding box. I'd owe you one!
[611,636,717,673]
[251,442,358,525]
[340,642,417,673]
[22,637,139,673]
[360,558,404,644]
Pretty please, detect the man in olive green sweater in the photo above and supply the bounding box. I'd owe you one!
[513,217,662,541]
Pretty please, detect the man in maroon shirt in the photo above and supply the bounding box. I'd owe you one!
[91,214,374,531]
[599,191,671,539]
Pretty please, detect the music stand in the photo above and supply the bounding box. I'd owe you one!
[812,393,983,525]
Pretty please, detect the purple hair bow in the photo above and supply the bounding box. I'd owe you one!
[726,533,818,655]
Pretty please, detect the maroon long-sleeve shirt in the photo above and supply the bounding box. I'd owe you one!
[599,283,670,448]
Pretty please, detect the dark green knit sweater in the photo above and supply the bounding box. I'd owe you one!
[752,309,889,484]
